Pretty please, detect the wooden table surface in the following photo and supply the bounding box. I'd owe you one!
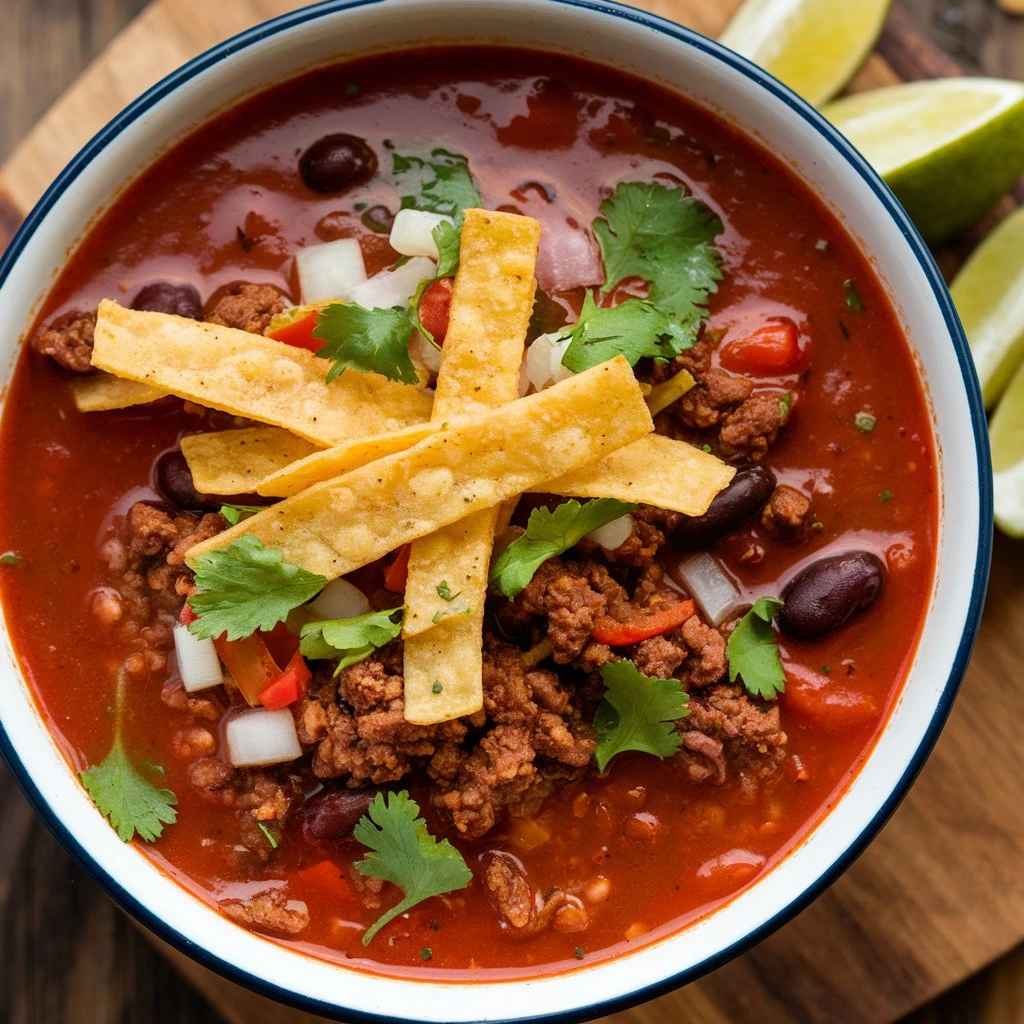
[1,2,1023,1023]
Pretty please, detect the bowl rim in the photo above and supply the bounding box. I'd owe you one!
[0,0,993,1021]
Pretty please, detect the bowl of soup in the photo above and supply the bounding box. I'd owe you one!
[0,0,991,1020]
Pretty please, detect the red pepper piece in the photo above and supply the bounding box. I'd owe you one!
[590,599,696,647]
[267,311,322,353]
[213,632,282,706]
[719,319,802,376]
[179,602,198,626]
[292,859,354,899]
[259,649,312,710]
[417,278,453,345]
[383,543,411,593]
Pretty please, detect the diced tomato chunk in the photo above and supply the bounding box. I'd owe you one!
[292,859,355,899]
[417,278,453,344]
[259,649,311,710]
[782,662,878,728]
[720,318,802,375]
[213,633,282,707]
[179,603,198,626]
[267,311,322,353]
[383,544,411,593]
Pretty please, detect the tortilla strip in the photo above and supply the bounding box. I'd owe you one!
[90,300,434,446]
[181,427,319,496]
[257,423,441,498]
[187,356,653,578]
[545,434,735,518]
[71,374,168,412]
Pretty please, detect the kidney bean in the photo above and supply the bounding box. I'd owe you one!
[296,787,376,845]
[674,465,776,546]
[778,551,886,640]
[299,134,378,194]
[154,449,222,510]
[131,281,203,319]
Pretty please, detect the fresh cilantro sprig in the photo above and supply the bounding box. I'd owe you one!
[187,536,327,641]
[432,220,461,277]
[561,293,697,372]
[299,607,404,675]
[313,302,420,385]
[726,597,786,700]
[219,504,262,526]
[490,498,637,598]
[593,659,690,772]
[80,669,177,843]
[593,181,723,320]
[354,790,472,945]
[392,148,482,218]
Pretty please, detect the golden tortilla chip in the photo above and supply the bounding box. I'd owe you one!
[258,423,441,498]
[403,611,486,726]
[90,300,433,445]
[187,356,652,578]
[645,368,696,415]
[71,374,167,412]
[181,427,319,496]
[544,433,734,517]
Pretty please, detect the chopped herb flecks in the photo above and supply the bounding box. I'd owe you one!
[854,412,877,434]
[879,490,894,503]
[257,822,280,849]
[844,279,865,312]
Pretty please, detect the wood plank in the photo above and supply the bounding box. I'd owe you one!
[1,2,1024,1024]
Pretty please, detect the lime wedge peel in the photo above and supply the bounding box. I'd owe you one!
[991,354,1024,538]
[719,0,891,108]
[951,205,1024,410]
[823,79,1024,244]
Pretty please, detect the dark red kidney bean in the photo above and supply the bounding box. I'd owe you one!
[299,134,378,194]
[779,551,886,640]
[674,466,777,546]
[296,787,376,845]
[131,282,203,319]
[154,449,223,511]
[361,204,395,234]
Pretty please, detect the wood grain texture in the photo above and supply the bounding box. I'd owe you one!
[1,2,1023,1023]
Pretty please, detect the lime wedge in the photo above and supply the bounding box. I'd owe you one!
[952,206,1024,409]
[823,79,1024,243]
[991,354,1024,537]
[719,0,891,107]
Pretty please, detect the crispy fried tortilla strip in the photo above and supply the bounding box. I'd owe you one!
[402,210,540,723]
[258,423,441,497]
[90,300,434,445]
[187,356,652,577]
[181,427,319,496]
[645,368,696,415]
[71,374,168,412]
[545,434,735,517]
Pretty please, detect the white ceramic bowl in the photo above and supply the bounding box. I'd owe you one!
[0,1,992,1021]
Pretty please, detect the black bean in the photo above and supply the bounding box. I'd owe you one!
[779,551,886,640]
[154,449,222,511]
[296,787,376,845]
[131,281,203,319]
[299,134,377,194]
[674,465,777,546]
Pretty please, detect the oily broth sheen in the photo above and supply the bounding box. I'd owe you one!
[0,48,936,977]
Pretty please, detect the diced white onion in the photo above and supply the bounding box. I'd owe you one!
[389,209,454,259]
[350,256,436,310]
[409,329,442,374]
[524,330,574,392]
[676,552,741,627]
[226,708,302,768]
[173,623,223,693]
[535,217,604,294]
[307,577,370,620]
[587,514,634,551]
[296,238,367,304]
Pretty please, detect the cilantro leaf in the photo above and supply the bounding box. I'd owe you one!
[354,790,472,945]
[593,181,723,320]
[561,293,698,372]
[299,607,403,675]
[490,498,637,598]
[80,670,177,843]
[392,148,482,217]
[187,536,327,641]
[432,220,461,278]
[409,276,439,347]
[726,597,786,700]
[219,504,262,526]
[436,581,460,601]
[0,551,21,566]
[313,302,419,385]
[593,659,689,772]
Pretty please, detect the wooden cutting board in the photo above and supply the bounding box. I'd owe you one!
[1,3,1022,1023]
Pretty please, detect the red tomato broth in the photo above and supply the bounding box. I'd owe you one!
[0,47,937,977]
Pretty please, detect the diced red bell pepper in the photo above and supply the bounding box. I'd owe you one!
[719,319,802,376]
[213,632,284,707]
[590,599,696,646]
[383,544,411,593]
[782,663,878,728]
[259,649,312,710]
[292,859,354,899]
[417,278,453,345]
[267,310,322,353]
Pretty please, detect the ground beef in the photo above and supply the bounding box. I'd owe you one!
[676,684,787,789]
[31,310,96,372]
[676,368,753,429]
[760,484,814,541]
[482,852,588,934]
[205,282,287,334]
[718,391,789,463]
[189,756,297,821]
[220,889,309,936]
[631,614,727,689]
[584,504,682,569]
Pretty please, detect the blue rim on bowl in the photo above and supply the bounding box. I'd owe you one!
[0,1,993,1021]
